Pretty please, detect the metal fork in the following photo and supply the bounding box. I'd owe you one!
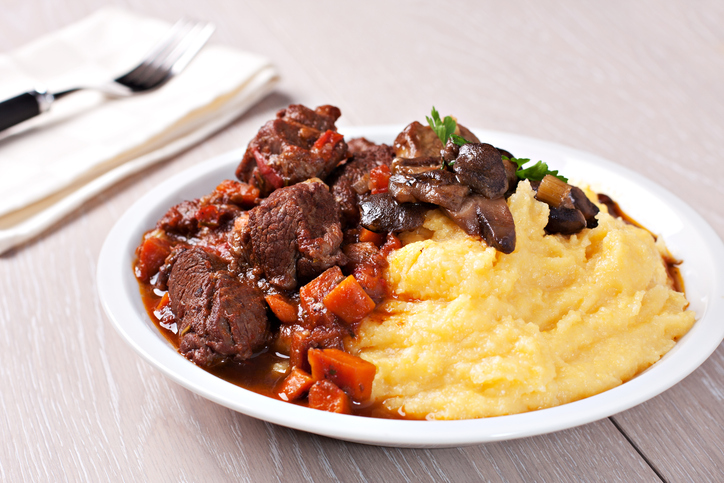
[0,19,215,132]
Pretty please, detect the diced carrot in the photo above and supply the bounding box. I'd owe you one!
[277,367,315,402]
[265,294,299,324]
[368,164,390,194]
[299,266,345,328]
[323,276,376,325]
[135,236,172,282]
[308,348,376,401]
[358,228,386,246]
[308,380,351,414]
[290,328,312,372]
[380,232,402,257]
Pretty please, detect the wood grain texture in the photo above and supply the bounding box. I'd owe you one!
[1,0,723,481]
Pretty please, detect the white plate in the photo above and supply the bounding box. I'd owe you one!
[97,125,724,448]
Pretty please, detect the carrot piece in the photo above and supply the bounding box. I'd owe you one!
[359,228,386,246]
[308,348,376,401]
[265,294,299,324]
[277,367,315,402]
[323,275,376,324]
[308,380,351,414]
[289,328,312,372]
[135,236,172,282]
[299,266,345,328]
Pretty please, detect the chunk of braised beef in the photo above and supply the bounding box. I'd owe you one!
[359,192,428,233]
[347,137,380,155]
[443,196,516,254]
[157,200,200,235]
[452,143,509,199]
[327,139,394,228]
[388,170,470,211]
[240,179,346,291]
[282,104,341,132]
[235,104,347,195]
[168,247,268,367]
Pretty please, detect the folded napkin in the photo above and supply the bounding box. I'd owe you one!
[0,8,278,254]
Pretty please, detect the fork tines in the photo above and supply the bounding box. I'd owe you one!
[116,19,215,92]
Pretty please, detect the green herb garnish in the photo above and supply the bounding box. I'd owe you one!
[426,106,457,145]
[450,133,470,146]
[504,156,568,183]
[426,108,470,146]
[427,107,471,168]
[426,107,566,182]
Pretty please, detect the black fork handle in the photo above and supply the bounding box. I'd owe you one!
[0,89,54,132]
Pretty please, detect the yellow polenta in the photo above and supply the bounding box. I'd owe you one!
[346,181,695,420]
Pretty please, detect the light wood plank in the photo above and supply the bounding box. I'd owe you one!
[612,348,724,481]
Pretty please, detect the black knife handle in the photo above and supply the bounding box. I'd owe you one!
[0,89,54,132]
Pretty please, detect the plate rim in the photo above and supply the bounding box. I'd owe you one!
[97,125,724,447]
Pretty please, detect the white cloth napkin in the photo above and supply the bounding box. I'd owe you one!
[0,8,278,254]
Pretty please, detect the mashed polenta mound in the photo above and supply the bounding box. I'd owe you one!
[346,181,696,420]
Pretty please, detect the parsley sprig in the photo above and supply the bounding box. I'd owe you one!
[426,106,567,182]
[426,107,473,146]
[426,106,457,145]
[503,156,568,183]
[427,107,470,167]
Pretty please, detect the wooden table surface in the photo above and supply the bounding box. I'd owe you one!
[2,1,723,481]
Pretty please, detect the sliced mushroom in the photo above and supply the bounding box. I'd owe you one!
[570,186,599,228]
[452,143,509,199]
[546,206,587,234]
[443,196,516,254]
[442,138,460,164]
[359,193,428,233]
[390,156,440,175]
[501,158,519,197]
[388,170,470,211]
[534,175,600,232]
